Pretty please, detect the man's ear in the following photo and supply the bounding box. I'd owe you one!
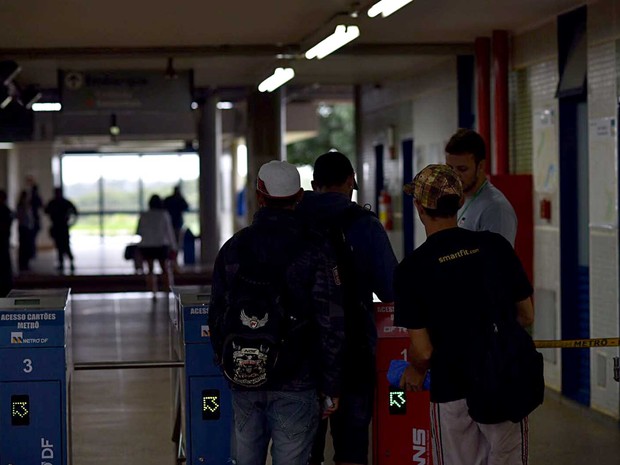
[413,199,425,217]
[477,159,487,177]
[311,180,318,192]
[256,190,267,207]
[294,189,304,203]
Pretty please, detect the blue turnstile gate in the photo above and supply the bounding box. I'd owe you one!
[170,286,232,465]
[0,288,72,465]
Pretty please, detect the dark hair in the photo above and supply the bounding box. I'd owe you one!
[148,194,163,210]
[423,195,461,218]
[262,195,298,209]
[445,128,486,163]
[313,151,355,188]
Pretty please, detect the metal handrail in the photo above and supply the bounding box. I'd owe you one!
[74,360,184,370]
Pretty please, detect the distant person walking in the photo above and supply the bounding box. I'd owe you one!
[164,185,189,270]
[0,190,15,295]
[45,187,78,272]
[29,181,43,257]
[16,190,34,272]
[137,194,177,296]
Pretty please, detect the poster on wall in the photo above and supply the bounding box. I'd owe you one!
[588,117,617,227]
[533,107,559,195]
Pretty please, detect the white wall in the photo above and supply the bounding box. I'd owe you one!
[586,0,620,419]
[512,1,620,419]
[359,58,457,260]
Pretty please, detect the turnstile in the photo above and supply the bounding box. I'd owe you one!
[170,286,232,465]
[0,288,72,465]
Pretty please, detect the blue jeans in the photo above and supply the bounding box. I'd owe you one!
[232,389,319,465]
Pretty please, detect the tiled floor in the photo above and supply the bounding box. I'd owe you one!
[67,292,620,465]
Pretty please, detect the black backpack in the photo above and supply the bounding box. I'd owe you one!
[220,231,307,388]
[466,244,545,424]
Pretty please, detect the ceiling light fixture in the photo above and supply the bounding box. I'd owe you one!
[217,101,234,110]
[32,102,62,112]
[109,113,120,141]
[258,68,295,93]
[305,25,360,60]
[20,85,42,110]
[0,85,13,109]
[368,0,414,18]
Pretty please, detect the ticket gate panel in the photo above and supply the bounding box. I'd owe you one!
[188,376,233,465]
[375,374,433,465]
[0,347,65,381]
[185,343,220,377]
[0,381,64,465]
[374,303,433,465]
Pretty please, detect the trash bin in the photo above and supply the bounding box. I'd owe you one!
[183,228,196,265]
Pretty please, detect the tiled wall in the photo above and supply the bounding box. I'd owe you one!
[529,56,562,391]
[512,2,620,418]
[356,4,620,419]
[586,29,619,417]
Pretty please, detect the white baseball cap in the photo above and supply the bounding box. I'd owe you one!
[257,160,301,198]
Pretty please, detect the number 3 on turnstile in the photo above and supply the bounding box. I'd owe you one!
[23,358,33,373]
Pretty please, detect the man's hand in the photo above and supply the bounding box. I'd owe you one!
[399,365,426,391]
[320,395,339,419]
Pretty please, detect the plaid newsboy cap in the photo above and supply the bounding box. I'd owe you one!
[403,164,463,209]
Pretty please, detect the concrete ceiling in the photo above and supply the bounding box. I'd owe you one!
[2,0,584,90]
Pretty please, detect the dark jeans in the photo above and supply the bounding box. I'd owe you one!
[232,389,319,465]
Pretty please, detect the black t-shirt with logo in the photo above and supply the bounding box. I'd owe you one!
[394,227,532,403]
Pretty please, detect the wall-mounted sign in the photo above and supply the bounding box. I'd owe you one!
[59,70,192,113]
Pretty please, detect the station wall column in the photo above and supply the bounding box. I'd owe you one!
[475,37,491,175]
[198,93,221,266]
[246,88,285,219]
[492,30,510,175]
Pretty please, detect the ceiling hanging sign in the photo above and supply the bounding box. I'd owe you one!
[59,70,192,113]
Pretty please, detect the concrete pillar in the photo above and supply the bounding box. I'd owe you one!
[198,92,221,266]
[246,88,285,219]
[354,84,363,192]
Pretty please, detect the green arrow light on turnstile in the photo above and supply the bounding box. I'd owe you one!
[11,394,30,426]
[202,389,221,420]
[389,390,407,415]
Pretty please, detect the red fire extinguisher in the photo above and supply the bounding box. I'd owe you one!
[378,189,393,231]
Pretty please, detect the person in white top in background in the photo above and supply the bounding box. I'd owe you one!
[136,194,177,297]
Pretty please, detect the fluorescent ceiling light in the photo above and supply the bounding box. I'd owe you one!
[305,25,360,60]
[217,101,234,110]
[258,68,295,93]
[368,0,413,18]
[32,102,62,112]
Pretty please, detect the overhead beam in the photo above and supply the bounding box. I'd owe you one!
[0,42,473,60]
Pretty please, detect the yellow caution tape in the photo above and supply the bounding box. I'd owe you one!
[534,338,620,349]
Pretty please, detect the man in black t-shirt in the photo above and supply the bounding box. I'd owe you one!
[393,164,534,465]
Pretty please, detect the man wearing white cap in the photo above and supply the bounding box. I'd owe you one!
[209,160,345,465]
